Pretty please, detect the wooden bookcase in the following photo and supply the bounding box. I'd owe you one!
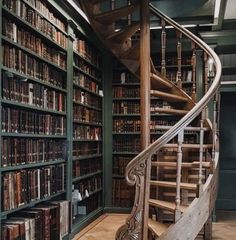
[0,0,105,238]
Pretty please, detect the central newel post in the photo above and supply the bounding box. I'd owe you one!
[140,0,151,239]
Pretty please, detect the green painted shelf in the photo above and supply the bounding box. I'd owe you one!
[1,133,67,138]
[72,170,103,182]
[1,159,66,172]
[73,100,102,112]
[73,82,102,98]
[72,188,103,205]
[73,65,101,83]
[72,154,103,161]
[73,120,102,127]
[73,139,102,142]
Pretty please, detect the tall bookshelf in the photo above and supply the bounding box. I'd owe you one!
[0,0,104,238]
[71,31,103,230]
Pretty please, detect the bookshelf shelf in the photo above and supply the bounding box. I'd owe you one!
[72,189,103,205]
[73,139,102,142]
[112,152,140,155]
[2,36,67,72]
[73,82,102,98]
[1,66,67,92]
[73,100,102,112]
[72,170,103,183]
[1,159,66,172]
[112,83,140,86]
[2,6,67,51]
[73,120,102,127]
[1,99,67,116]
[72,154,103,161]
[1,191,66,218]
[1,133,67,138]
[113,114,140,117]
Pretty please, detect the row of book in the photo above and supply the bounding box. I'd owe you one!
[73,105,102,124]
[2,17,67,69]
[73,38,100,67]
[73,142,102,157]
[73,125,101,140]
[113,119,141,132]
[113,102,140,114]
[73,158,102,178]
[74,57,101,80]
[113,156,132,176]
[73,176,102,200]
[2,164,65,211]
[155,55,192,65]
[113,138,141,153]
[25,0,66,31]
[3,0,68,48]
[113,87,140,98]
[74,73,99,94]
[73,88,101,109]
[72,193,101,220]
[2,107,66,135]
[2,44,65,88]
[113,71,139,84]
[1,138,66,167]
[2,75,66,112]
[1,200,69,239]
[112,179,135,207]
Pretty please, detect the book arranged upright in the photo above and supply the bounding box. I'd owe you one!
[71,34,103,225]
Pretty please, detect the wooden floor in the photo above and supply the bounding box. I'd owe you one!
[74,212,236,240]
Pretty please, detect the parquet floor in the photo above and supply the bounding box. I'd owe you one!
[74,212,236,240]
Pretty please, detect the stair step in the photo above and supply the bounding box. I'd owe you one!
[151,125,210,131]
[120,42,140,60]
[163,192,196,197]
[151,90,188,102]
[151,73,173,89]
[106,22,140,43]
[162,173,206,180]
[149,199,187,212]
[151,107,188,116]
[148,219,168,237]
[163,143,213,149]
[150,180,197,190]
[152,161,212,168]
[94,4,138,24]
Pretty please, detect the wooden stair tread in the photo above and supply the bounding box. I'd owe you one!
[151,90,188,102]
[94,4,138,24]
[151,107,188,116]
[148,219,168,237]
[149,199,187,212]
[151,125,210,131]
[120,42,140,60]
[106,22,140,43]
[150,180,197,190]
[152,161,211,168]
[151,73,173,89]
[163,143,213,149]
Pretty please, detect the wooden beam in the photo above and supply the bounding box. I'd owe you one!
[140,0,151,239]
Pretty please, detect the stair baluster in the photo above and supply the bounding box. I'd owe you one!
[161,19,166,78]
[175,130,184,222]
[191,43,197,101]
[176,31,182,88]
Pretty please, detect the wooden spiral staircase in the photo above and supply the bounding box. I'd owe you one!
[79,0,222,239]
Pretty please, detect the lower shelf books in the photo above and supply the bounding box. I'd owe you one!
[2,164,65,211]
[1,200,69,240]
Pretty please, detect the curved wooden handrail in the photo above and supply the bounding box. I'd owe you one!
[125,3,222,186]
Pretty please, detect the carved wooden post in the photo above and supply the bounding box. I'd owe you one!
[161,19,166,77]
[176,31,182,88]
[175,130,183,222]
[191,42,196,101]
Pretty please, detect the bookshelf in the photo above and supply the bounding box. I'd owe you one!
[71,32,104,230]
[0,0,104,238]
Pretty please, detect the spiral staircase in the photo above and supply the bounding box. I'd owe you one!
[79,0,222,239]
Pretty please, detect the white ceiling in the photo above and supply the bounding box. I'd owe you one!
[224,0,236,19]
